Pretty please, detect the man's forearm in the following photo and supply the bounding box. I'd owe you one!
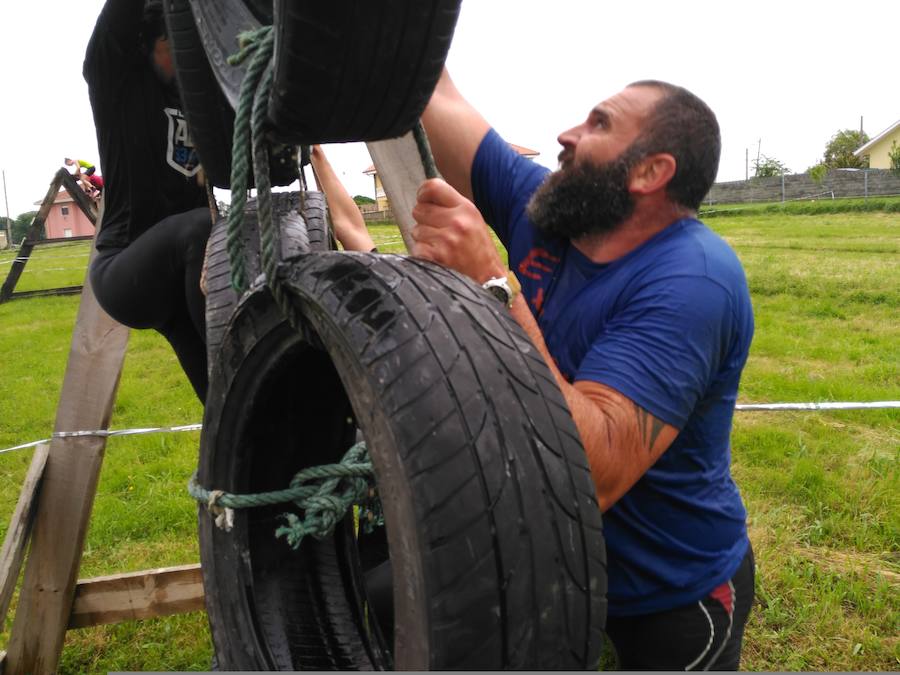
[507,293,676,511]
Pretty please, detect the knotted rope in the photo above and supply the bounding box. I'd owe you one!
[188,442,383,549]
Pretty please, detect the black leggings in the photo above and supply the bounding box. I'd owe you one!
[90,207,212,401]
[605,544,755,671]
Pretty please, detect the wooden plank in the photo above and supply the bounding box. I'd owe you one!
[0,444,50,627]
[9,286,83,301]
[4,200,131,675]
[32,235,94,245]
[0,241,35,304]
[68,564,204,629]
[367,131,433,252]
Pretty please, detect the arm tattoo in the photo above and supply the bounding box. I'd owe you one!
[633,402,666,454]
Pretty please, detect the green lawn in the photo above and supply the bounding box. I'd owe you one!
[0,239,92,294]
[0,212,897,671]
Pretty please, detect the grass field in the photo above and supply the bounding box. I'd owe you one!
[0,210,897,671]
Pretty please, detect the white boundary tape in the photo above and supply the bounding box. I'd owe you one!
[1,402,897,457]
[0,424,202,456]
[735,401,900,411]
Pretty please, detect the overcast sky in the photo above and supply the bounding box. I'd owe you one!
[1,0,898,219]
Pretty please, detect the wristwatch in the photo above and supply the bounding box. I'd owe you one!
[482,271,521,308]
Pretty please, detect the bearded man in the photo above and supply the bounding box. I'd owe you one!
[411,69,755,670]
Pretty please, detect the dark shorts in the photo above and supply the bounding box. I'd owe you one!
[605,543,755,671]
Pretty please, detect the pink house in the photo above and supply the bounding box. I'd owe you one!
[41,189,96,239]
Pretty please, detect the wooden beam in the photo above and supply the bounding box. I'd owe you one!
[68,564,204,629]
[367,131,433,252]
[9,286,83,301]
[32,234,94,246]
[57,171,98,226]
[4,201,131,675]
[0,444,50,627]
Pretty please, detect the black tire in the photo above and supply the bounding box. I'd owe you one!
[267,0,461,144]
[199,252,607,670]
[164,0,298,188]
[204,191,330,373]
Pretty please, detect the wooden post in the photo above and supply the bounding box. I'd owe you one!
[4,201,131,675]
[0,444,50,626]
[367,131,433,252]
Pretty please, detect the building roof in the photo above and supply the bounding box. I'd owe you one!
[854,118,900,156]
[508,142,539,157]
[363,141,540,174]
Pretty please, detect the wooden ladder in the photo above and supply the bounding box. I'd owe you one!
[0,170,99,304]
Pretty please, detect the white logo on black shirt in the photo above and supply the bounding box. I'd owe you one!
[164,107,201,177]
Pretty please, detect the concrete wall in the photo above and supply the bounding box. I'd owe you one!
[705,168,900,205]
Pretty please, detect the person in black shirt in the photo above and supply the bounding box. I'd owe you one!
[84,0,379,404]
[85,0,211,400]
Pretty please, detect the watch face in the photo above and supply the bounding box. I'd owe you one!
[486,284,510,305]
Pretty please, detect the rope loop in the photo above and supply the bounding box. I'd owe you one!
[188,442,384,549]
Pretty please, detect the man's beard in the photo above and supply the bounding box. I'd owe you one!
[526,154,636,241]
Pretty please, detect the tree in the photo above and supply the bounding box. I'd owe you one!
[822,129,869,169]
[352,195,375,205]
[754,154,790,178]
[889,140,900,177]
[11,211,38,244]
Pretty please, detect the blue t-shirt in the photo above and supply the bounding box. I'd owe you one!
[472,129,754,616]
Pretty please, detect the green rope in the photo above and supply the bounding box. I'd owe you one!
[250,50,301,327]
[188,442,383,549]
[413,120,439,180]
[225,26,275,293]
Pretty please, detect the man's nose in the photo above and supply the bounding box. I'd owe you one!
[557,124,582,164]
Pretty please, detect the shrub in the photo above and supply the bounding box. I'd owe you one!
[808,163,829,184]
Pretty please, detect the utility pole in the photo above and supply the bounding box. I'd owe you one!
[745,148,749,181]
[2,169,11,249]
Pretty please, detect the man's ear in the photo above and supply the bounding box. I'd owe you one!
[628,153,676,195]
